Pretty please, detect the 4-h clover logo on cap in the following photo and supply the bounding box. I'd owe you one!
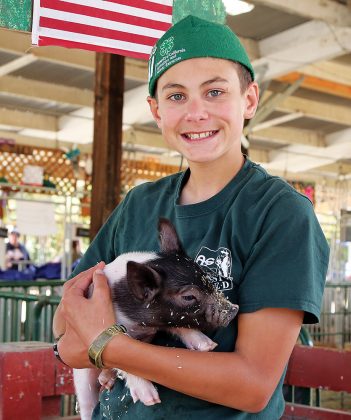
[160,36,174,56]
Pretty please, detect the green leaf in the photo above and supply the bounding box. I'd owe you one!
[0,0,32,32]
[172,0,227,24]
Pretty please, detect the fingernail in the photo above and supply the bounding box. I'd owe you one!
[95,269,104,275]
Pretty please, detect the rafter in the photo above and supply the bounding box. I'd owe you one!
[254,21,351,81]
[277,72,351,99]
[251,126,326,148]
[264,128,351,173]
[247,0,351,27]
[300,61,351,86]
[0,75,93,108]
[0,54,37,77]
[261,90,351,126]
[0,108,57,131]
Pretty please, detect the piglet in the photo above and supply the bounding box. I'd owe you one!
[73,218,238,420]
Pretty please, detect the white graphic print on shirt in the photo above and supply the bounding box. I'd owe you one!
[195,247,234,291]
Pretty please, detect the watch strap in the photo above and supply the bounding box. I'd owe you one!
[88,324,127,369]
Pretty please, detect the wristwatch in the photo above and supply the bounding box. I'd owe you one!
[88,324,127,369]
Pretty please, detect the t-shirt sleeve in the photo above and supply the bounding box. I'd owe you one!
[238,191,330,324]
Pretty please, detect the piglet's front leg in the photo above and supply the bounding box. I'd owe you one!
[98,368,117,390]
[170,328,217,351]
[121,370,161,406]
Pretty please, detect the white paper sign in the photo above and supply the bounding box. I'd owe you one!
[22,165,44,186]
[16,201,57,236]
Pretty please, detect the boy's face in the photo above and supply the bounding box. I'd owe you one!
[148,57,258,166]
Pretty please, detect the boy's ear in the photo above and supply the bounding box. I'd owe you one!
[243,82,259,120]
[147,96,162,128]
[127,261,162,302]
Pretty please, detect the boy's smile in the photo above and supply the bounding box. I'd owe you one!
[148,57,258,168]
[182,130,218,141]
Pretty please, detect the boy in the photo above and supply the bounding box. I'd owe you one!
[55,15,329,419]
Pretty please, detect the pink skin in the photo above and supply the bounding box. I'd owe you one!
[147,57,259,169]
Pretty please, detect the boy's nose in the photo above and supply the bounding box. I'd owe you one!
[184,99,209,122]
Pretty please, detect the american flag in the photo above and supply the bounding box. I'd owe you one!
[32,0,173,60]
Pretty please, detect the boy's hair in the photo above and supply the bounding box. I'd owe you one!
[148,15,255,97]
[233,62,253,94]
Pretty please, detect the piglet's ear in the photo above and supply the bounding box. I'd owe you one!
[127,261,162,302]
[158,217,184,253]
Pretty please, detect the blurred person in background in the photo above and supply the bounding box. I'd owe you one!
[5,229,31,270]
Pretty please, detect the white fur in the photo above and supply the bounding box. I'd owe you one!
[103,252,157,285]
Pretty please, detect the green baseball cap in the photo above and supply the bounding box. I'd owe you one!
[148,15,255,97]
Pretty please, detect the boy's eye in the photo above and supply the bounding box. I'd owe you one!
[208,89,222,97]
[169,93,185,101]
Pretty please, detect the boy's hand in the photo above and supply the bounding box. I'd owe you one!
[60,263,116,348]
[53,262,105,338]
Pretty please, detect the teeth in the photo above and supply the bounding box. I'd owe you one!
[185,131,215,140]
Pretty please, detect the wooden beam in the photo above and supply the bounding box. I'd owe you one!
[124,58,148,82]
[0,75,94,107]
[248,148,269,163]
[261,90,351,126]
[0,54,37,77]
[0,28,95,70]
[0,130,92,153]
[254,21,351,81]
[0,108,57,131]
[124,128,165,150]
[251,126,326,148]
[300,61,351,87]
[90,53,124,240]
[251,112,303,132]
[277,72,351,100]
[248,0,351,27]
[0,29,148,81]
[314,162,351,175]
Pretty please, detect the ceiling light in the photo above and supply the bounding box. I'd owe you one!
[223,0,254,16]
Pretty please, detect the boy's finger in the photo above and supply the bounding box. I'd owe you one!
[92,269,111,295]
[64,262,105,291]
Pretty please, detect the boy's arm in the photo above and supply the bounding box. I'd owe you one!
[58,270,303,412]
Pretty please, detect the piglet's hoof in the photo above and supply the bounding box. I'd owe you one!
[174,328,218,351]
[127,376,161,406]
[98,369,117,390]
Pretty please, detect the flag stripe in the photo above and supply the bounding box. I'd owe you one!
[38,27,153,54]
[103,0,172,15]
[40,7,167,37]
[40,17,158,46]
[41,0,172,23]
[32,0,173,60]
[39,36,150,59]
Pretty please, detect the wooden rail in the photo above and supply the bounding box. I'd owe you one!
[0,342,350,419]
[283,345,351,419]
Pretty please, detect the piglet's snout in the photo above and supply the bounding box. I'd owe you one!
[205,299,239,328]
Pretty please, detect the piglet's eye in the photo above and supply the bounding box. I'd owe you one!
[182,295,197,302]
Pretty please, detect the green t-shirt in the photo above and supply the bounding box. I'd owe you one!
[73,158,329,420]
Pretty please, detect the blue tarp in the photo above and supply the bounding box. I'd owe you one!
[0,259,81,281]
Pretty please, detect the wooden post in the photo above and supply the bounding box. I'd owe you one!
[90,53,124,241]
